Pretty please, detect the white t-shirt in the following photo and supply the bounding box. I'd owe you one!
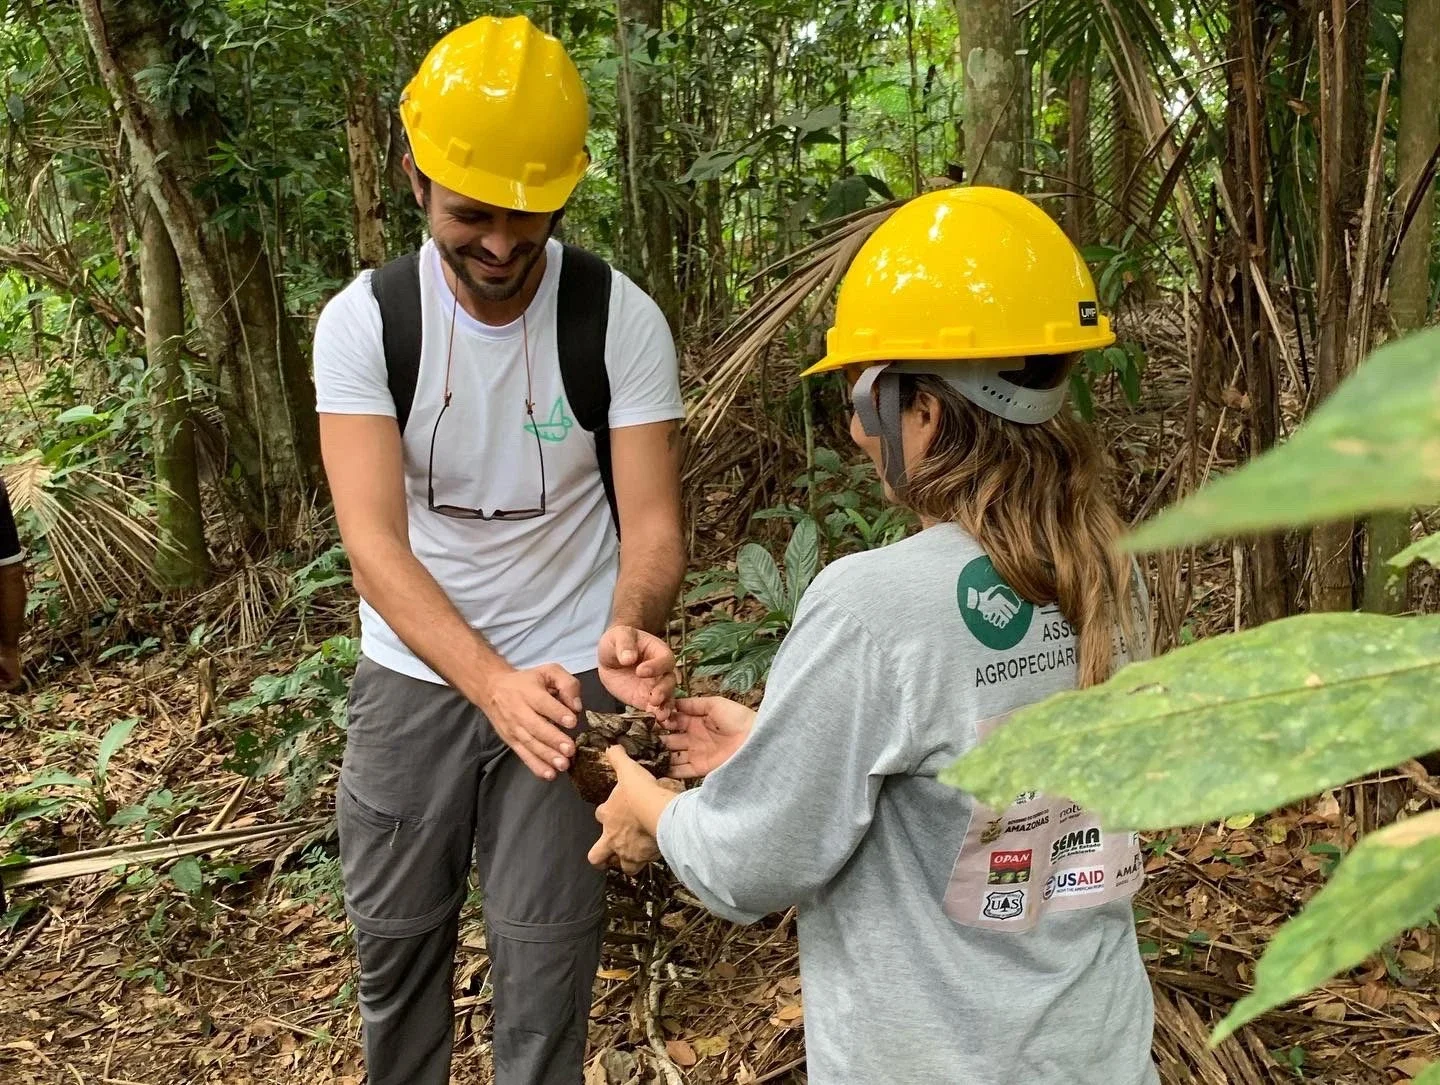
[313,238,684,683]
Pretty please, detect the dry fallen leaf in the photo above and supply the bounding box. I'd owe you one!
[665,1039,697,1067]
[693,1034,730,1058]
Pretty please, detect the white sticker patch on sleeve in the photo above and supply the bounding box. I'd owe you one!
[942,715,1144,934]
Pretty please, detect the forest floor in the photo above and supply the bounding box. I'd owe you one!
[5,306,1440,1084]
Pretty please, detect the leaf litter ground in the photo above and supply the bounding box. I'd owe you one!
[6,306,1440,1084]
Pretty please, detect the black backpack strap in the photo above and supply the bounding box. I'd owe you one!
[556,244,618,534]
[369,251,423,434]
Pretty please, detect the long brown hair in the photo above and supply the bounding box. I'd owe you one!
[895,370,1135,687]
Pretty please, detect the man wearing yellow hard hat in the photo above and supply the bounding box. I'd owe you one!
[312,15,685,1084]
[589,188,1158,1083]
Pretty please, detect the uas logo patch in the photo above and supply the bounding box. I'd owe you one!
[957,556,1034,651]
[982,889,1026,921]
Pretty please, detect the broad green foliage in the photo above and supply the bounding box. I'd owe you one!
[1213,812,1440,1042]
[947,327,1440,1043]
[683,517,820,692]
[943,613,1440,827]
[1128,328,1440,550]
[1390,532,1440,570]
[226,635,358,815]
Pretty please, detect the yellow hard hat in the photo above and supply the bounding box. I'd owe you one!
[400,15,590,213]
[803,186,1114,377]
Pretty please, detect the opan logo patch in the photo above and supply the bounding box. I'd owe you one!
[987,849,1032,884]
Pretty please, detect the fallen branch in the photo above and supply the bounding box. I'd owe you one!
[2,818,325,892]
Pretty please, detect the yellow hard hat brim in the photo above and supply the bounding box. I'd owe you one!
[800,319,1117,377]
[408,135,589,213]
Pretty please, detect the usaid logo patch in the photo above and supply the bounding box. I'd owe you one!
[1078,301,1099,326]
[1043,867,1106,901]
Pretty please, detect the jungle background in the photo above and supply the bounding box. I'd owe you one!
[1,0,1439,1081]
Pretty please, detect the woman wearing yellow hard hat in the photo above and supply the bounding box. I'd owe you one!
[591,188,1159,1083]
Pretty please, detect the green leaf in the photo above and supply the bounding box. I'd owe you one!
[1069,372,1095,422]
[1214,810,1440,1044]
[941,613,1440,828]
[169,856,204,895]
[736,543,786,614]
[1129,327,1440,552]
[56,405,101,425]
[1411,1062,1440,1085]
[1390,532,1440,570]
[783,518,820,613]
[95,718,139,781]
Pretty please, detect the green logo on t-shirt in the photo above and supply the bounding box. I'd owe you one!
[957,556,1033,650]
[524,397,574,443]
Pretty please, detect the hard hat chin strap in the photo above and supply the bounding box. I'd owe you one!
[853,364,910,494]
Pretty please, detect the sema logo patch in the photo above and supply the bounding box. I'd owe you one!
[1049,826,1102,864]
[957,556,1034,650]
[981,889,1026,921]
[987,849,1032,885]
[1043,867,1106,901]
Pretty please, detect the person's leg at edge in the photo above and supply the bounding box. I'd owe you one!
[338,659,484,1085]
[476,671,619,1085]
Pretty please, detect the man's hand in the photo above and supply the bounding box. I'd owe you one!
[0,646,20,691]
[661,696,754,779]
[598,625,677,720]
[474,663,584,781]
[587,746,677,874]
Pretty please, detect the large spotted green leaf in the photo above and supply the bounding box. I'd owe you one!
[1214,811,1440,1043]
[941,612,1440,828]
[1127,327,1440,552]
[1391,531,1440,570]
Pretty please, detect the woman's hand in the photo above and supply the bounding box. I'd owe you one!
[587,746,681,874]
[660,696,756,778]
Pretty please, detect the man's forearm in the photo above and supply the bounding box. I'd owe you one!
[0,564,24,650]
[349,533,509,702]
[611,531,685,635]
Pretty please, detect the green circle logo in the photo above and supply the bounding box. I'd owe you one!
[957,556,1034,650]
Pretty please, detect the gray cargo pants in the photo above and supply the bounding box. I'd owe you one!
[338,657,618,1085]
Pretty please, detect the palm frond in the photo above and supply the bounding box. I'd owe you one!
[4,456,179,609]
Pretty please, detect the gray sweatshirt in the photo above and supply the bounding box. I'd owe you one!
[658,524,1157,1084]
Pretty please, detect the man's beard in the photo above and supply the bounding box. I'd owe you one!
[437,235,550,304]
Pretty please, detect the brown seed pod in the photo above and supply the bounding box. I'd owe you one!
[569,711,671,805]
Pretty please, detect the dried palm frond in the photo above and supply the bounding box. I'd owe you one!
[684,201,904,481]
[3,456,179,609]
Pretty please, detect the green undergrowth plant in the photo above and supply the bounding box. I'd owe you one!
[1,716,140,860]
[225,635,357,816]
[945,326,1440,1057]
[682,516,820,693]
[751,446,913,555]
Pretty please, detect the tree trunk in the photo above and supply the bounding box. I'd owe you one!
[345,75,387,269]
[1225,0,1294,624]
[1310,0,1371,612]
[139,196,209,587]
[955,0,1022,189]
[78,0,320,534]
[1064,73,1096,245]
[1365,0,1438,613]
[616,0,680,334]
